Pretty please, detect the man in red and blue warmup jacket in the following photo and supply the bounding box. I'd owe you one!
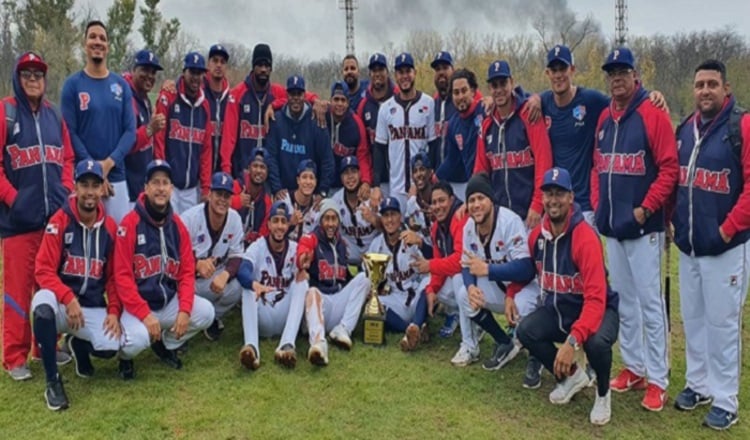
[430,51,456,170]
[205,44,231,173]
[231,147,272,246]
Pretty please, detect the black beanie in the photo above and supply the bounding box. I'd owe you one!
[252,43,272,67]
[465,172,495,202]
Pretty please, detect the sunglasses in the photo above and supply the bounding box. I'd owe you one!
[19,70,45,80]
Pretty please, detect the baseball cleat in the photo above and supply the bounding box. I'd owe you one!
[642,384,668,411]
[151,340,182,370]
[399,323,420,352]
[419,323,430,343]
[68,336,95,378]
[703,406,738,431]
[240,345,260,370]
[118,359,135,380]
[549,366,589,404]
[308,341,329,367]
[438,313,459,338]
[482,342,520,371]
[44,374,69,411]
[328,324,352,351]
[274,344,297,369]
[203,319,224,342]
[523,356,544,389]
[610,368,647,393]
[450,343,479,367]
[589,390,611,425]
[8,364,32,381]
[674,387,713,411]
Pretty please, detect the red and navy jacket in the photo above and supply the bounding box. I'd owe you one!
[348,79,369,111]
[509,204,618,344]
[123,72,154,202]
[230,173,271,245]
[672,96,750,256]
[474,91,552,220]
[297,226,349,295]
[591,86,678,239]
[154,77,213,194]
[432,92,456,170]
[356,80,397,186]
[327,109,372,188]
[426,198,466,295]
[114,193,196,320]
[0,62,75,238]
[437,95,483,183]
[35,197,120,314]
[204,77,231,173]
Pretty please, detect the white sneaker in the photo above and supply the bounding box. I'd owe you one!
[549,366,589,404]
[590,390,612,425]
[308,340,329,366]
[450,343,479,367]
[328,324,352,350]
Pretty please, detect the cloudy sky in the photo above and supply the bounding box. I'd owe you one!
[89,0,750,60]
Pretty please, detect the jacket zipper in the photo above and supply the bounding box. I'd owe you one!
[497,120,512,210]
[158,226,169,308]
[34,113,49,216]
[607,121,620,231]
[186,105,194,189]
[214,95,221,170]
[78,225,90,296]
[686,122,704,255]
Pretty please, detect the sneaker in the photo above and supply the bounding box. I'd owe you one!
[8,364,32,381]
[151,340,182,370]
[675,387,713,411]
[274,344,297,369]
[419,323,430,343]
[609,368,646,393]
[175,340,189,355]
[590,390,611,425]
[642,383,668,411]
[399,323,421,352]
[482,342,521,371]
[68,336,95,378]
[549,366,589,404]
[308,340,329,367]
[523,356,544,389]
[240,345,260,370]
[118,359,135,380]
[450,343,479,367]
[44,375,69,411]
[203,319,224,342]
[32,349,73,366]
[703,406,738,431]
[439,313,458,338]
[328,324,352,351]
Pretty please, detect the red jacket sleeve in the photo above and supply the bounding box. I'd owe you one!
[425,223,443,295]
[353,113,373,184]
[427,213,468,294]
[60,119,75,193]
[174,216,196,315]
[103,217,121,316]
[153,92,172,160]
[0,100,18,207]
[521,104,553,215]
[114,213,151,320]
[305,91,319,105]
[34,210,76,305]
[296,232,318,269]
[506,226,540,299]
[721,114,750,237]
[569,223,608,344]
[474,117,492,174]
[270,83,287,110]
[199,101,214,195]
[220,85,243,174]
[590,111,609,211]
[258,194,272,238]
[639,101,679,213]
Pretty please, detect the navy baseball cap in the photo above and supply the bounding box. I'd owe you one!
[368,53,387,69]
[340,156,359,173]
[330,80,349,98]
[379,197,401,214]
[210,172,234,193]
[183,52,207,71]
[430,51,453,69]
[602,47,636,72]
[286,75,305,92]
[269,200,291,220]
[208,44,229,61]
[547,45,573,68]
[249,147,267,165]
[296,159,317,177]
[487,60,512,81]
[134,49,163,71]
[541,167,573,192]
[394,52,415,70]
[410,151,432,170]
[145,159,172,182]
[75,159,104,182]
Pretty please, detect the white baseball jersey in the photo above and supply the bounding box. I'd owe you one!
[367,233,428,297]
[375,92,436,196]
[331,188,379,263]
[282,193,317,242]
[404,194,433,247]
[181,203,244,268]
[243,237,298,307]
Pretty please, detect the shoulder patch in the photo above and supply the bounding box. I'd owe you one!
[45,224,58,235]
[117,226,127,237]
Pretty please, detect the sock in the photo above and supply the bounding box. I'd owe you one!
[32,305,59,383]
[471,309,510,345]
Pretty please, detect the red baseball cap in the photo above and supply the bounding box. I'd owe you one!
[17,52,48,74]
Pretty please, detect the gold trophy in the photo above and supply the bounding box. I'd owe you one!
[362,252,391,345]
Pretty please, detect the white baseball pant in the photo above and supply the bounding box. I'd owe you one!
[170,187,200,214]
[195,275,242,320]
[449,181,467,202]
[241,283,306,360]
[104,180,131,224]
[435,274,472,343]
[304,273,370,344]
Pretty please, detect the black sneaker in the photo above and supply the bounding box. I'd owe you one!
[118,359,135,380]
[175,340,189,355]
[67,336,94,378]
[151,340,183,370]
[45,375,69,411]
[482,342,521,371]
[203,319,224,341]
[523,356,543,389]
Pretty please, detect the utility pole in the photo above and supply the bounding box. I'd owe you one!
[338,0,358,55]
[615,0,628,46]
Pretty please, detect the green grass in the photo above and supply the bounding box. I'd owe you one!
[1,250,750,439]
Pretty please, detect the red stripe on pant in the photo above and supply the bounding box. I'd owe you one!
[2,230,43,370]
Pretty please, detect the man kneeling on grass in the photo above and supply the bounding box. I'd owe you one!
[513,167,619,426]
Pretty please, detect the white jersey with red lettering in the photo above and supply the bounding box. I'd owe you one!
[331,188,379,264]
[367,233,428,296]
[181,203,244,268]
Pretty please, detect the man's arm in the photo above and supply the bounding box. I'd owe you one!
[153,92,171,160]
[220,88,241,175]
[107,81,137,165]
[640,102,679,214]
[568,224,608,344]
[103,217,122,316]
[60,120,76,193]
[174,216,196,315]
[265,119,283,194]
[721,114,750,239]
[199,107,214,196]
[521,105,553,216]
[353,113,373,185]
[34,212,75,304]
[114,215,151,320]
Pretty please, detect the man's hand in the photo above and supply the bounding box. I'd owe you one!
[143,313,161,341]
[312,99,330,128]
[240,193,252,208]
[295,269,309,283]
[290,209,304,226]
[196,258,217,279]
[359,202,377,225]
[210,270,230,294]
[553,343,576,379]
[462,250,489,277]
[264,105,276,130]
[148,113,166,136]
[454,204,467,220]
[102,179,115,198]
[252,281,277,301]
[161,79,176,93]
[370,187,383,208]
[524,93,542,123]
[410,255,431,274]
[312,194,323,210]
[358,182,371,203]
[103,313,122,340]
[719,226,732,244]
[407,182,417,198]
[633,207,647,225]
[66,298,84,331]
[299,252,312,270]
[467,285,486,310]
[171,311,190,340]
[274,189,288,202]
[526,209,542,229]
[648,90,669,113]
[504,296,519,327]
[426,292,436,317]
[400,230,423,247]
[481,96,494,115]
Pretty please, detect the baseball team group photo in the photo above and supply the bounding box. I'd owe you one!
[1,0,750,438]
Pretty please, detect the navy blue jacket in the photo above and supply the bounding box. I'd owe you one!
[437,98,483,183]
[297,226,349,295]
[204,77,230,172]
[123,72,154,202]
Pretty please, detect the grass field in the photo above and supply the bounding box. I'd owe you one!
[1,249,749,439]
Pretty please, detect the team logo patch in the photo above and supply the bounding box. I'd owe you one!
[64,232,73,244]
[197,233,205,244]
[117,226,127,237]
[487,134,493,145]
[598,129,604,141]
[572,105,586,121]
[45,224,58,235]
[512,235,523,246]
[730,275,738,286]
[544,116,552,129]
[455,134,464,150]
[110,83,123,101]
[12,122,20,135]
[365,112,371,121]
[228,94,235,103]
[390,107,397,115]
[79,92,91,111]
[244,104,250,113]
[677,140,682,151]
[470,242,478,252]
[474,114,483,128]
[137,234,146,245]
[538,238,544,249]
[266,256,272,265]
[174,104,180,113]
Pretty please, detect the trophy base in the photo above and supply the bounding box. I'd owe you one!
[363,316,385,345]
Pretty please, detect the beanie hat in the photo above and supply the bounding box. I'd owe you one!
[252,43,272,67]
[465,172,494,202]
[317,198,340,223]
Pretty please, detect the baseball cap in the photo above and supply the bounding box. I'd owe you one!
[249,147,267,165]
[286,75,306,92]
[430,51,453,69]
[379,197,401,215]
[183,52,207,71]
[602,47,636,72]
[252,43,272,67]
[74,159,104,182]
[208,44,229,61]
[330,80,350,98]
[340,156,359,173]
[145,159,172,182]
[487,60,512,81]
[296,159,317,177]
[269,200,291,220]
[394,52,415,70]
[134,49,163,71]
[546,45,573,68]
[541,167,573,192]
[368,53,387,69]
[210,172,234,193]
[410,151,432,170]
[16,51,48,74]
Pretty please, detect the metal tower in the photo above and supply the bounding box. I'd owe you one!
[615,0,628,46]
[338,0,358,55]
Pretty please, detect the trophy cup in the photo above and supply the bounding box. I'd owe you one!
[362,252,391,345]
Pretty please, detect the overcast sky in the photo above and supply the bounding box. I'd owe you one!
[88,0,750,60]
